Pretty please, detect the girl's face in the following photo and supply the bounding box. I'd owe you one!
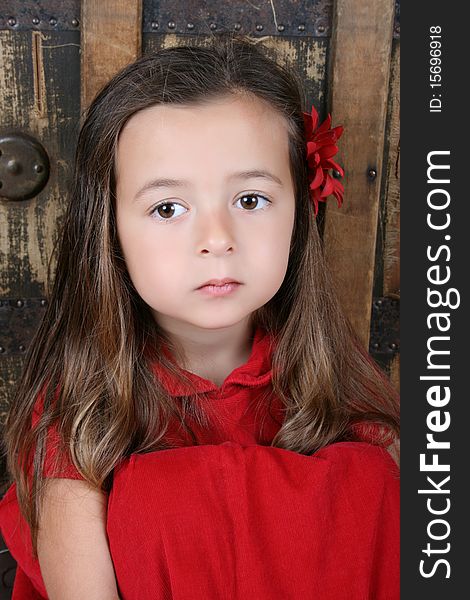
[115,94,296,334]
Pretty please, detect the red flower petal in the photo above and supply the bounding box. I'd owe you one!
[318,144,339,160]
[309,166,325,190]
[316,114,332,135]
[320,173,335,197]
[324,159,344,176]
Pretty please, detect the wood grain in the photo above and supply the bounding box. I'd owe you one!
[81,0,143,110]
[323,0,395,348]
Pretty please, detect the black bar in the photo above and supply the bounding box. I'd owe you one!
[401,2,467,597]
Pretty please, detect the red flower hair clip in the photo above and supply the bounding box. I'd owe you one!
[303,105,344,216]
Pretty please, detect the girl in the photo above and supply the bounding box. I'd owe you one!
[0,33,399,599]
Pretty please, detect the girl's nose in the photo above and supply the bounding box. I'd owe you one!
[196,207,236,256]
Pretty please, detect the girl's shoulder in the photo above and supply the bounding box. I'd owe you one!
[309,441,400,508]
[312,442,400,478]
[313,440,399,470]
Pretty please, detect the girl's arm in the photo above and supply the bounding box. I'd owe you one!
[37,478,120,600]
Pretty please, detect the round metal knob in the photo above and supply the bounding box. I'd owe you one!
[0,132,50,201]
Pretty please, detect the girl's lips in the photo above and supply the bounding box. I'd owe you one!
[198,277,240,288]
[197,282,242,297]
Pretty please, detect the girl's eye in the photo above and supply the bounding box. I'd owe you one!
[150,202,187,221]
[235,193,271,211]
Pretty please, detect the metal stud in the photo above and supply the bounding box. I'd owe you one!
[71,18,79,28]
[7,159,21,175]
[49,17,57,27]
[367,168,377,181]
[209,22,217,30]
[277,24,285,32]
[32,17,40,26]
[234,23,241,31]
[317,24,326,34]
[168,21,176,29]
[151,21,159,30]
[187,23,194,30]
[40,299,48,307]
[298,24,305,32]
[0,347,5,354]
[7,17,17,27]
[18,344,26,352]
[256,24,263,31]
[16,300,24,308]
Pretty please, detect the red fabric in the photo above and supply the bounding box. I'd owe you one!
[0,326,400,599]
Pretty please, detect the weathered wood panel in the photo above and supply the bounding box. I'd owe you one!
[0,31,81,434]
[323,0,395,349]
[81,0,142,109]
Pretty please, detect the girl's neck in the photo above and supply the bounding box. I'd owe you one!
[159,317,256,386]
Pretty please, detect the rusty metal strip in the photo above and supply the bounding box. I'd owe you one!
[0,0,80,31]
[0,297,47,356]
[369,296,400,359]
[143,0,333,37]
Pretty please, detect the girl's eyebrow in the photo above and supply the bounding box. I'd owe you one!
[133,169,283,201]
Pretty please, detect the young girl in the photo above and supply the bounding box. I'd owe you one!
[0,34,399,599]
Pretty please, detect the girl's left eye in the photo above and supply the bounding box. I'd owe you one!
[235,193,271,211]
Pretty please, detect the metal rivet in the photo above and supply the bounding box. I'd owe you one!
[277,24,285,32]
[256,24,263,31]
[317,24,326,33]
[372,343,380,349]
[333,169,342,179]
[49,17,57,26]
[187,22,194,30]
[367,168,377,180]
[34,164,44,174]
[71,18,79,27]
[168,21,176,29]
[151,21,159,30]
[209,22,217,30]
[16,299,24,308]
[7,17,17,27]
[0,347,5,354]
[389,343,397,350]
[298,24,305,32]
[40,299,48,307]
[32,17,40,26]
[18,345,26,352]
[7,159,21,175]
[234,23,241,31]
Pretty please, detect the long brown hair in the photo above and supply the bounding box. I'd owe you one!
[2,33,399,557]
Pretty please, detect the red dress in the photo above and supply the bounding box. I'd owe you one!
[0,327,400,599]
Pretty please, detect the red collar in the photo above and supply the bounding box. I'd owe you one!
[151,327,276,397]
